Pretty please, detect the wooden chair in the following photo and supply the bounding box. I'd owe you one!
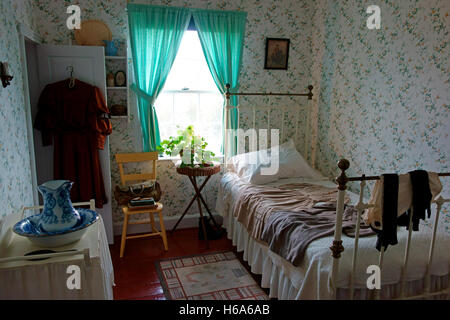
[115,152,168,258]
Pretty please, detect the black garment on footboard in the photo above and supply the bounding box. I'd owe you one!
[261,202,374,266]
[397,170,432,231]
[375,171,432,251]
[375,174,399,251]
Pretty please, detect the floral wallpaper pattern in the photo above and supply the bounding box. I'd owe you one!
[0,0,38,219]
[32,0,314,227]
[308,0,449,231]
[4,0,447,232]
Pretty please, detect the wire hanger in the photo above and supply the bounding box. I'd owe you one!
[67,66,75,88]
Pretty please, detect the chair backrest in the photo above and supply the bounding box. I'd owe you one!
[115,152,158,186]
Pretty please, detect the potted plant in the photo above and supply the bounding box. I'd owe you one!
[157,125,217,168]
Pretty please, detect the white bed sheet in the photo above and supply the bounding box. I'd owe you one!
[216,172,450,299]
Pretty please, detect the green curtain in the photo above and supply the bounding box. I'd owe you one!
[127,4,190,151]
[192,9,247,156]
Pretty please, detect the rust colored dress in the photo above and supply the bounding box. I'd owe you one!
[34,79,112,208]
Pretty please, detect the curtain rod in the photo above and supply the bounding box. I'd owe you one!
[126,3,247,16]
[225,83,313,100]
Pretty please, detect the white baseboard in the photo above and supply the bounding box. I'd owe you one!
[113,212,223,236]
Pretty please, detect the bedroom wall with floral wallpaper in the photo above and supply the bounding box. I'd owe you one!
[308,0,449,228]
[32,0,314,229]
[29,0,449,231]
[310,0,449,177]
[0,0,38,219]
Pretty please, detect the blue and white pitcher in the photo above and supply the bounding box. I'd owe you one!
[37,180,81,233]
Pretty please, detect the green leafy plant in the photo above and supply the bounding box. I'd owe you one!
[157,125,217,168]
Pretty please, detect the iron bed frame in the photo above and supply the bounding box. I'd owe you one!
[223,84,449,299]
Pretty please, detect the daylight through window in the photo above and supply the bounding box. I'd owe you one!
[154,31,224,156]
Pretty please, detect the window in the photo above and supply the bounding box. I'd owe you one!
[155,30,224,155]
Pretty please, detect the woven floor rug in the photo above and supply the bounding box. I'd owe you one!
[155,251,269,300]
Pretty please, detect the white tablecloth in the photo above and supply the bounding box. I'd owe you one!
[0,211,114,299]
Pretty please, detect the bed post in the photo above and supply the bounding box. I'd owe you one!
[224,84,231,168]
[330,158,349,298]
[307,85,313,100]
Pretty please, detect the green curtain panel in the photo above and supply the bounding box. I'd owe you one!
[192,9,247,156]
[127,4,190,151]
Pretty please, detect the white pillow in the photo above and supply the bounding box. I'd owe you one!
[228,139,323,184]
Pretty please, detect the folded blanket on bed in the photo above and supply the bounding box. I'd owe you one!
[231,182,347,241]
[261,202,375,266]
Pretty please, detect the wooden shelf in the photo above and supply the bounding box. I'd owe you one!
[106,56,127,60]
[105,43,130,123]
[107,86,127,90]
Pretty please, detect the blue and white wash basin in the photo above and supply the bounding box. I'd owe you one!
[13,208,99,247]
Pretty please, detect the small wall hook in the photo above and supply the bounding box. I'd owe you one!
[0,62,13,88]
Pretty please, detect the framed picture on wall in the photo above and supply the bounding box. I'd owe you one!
[264,38,290,70]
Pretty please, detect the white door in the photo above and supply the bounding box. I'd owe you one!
[35,44,113,244]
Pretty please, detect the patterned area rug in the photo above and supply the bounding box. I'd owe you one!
[155,251,269,300]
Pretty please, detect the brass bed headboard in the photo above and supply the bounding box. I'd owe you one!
[223,83,314,167]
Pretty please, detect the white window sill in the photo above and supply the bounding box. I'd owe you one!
[158,155,180,161]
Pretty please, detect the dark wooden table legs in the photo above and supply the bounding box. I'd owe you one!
[170,175,220,248]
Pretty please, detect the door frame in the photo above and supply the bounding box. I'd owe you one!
[17,23,43,207]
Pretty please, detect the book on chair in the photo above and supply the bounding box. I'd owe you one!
[127,197,158,210]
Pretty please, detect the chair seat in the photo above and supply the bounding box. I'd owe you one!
[119,202,168,257]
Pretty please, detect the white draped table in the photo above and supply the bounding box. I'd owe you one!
[0,210,114,299]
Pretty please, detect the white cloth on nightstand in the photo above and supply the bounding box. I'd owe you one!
[0,211,114,300]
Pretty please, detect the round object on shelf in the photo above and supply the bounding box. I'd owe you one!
[110,104,127,116]
[106,73,115,87]
[74,20,112,46]
[114,70,126,87]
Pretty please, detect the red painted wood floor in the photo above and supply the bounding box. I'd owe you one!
[109,227,236,300]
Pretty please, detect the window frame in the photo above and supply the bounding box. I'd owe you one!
[155,30,224,159]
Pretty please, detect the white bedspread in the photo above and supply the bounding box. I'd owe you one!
[216,172,450,299]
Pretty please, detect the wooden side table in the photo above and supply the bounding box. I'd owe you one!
[171,164,221,248]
